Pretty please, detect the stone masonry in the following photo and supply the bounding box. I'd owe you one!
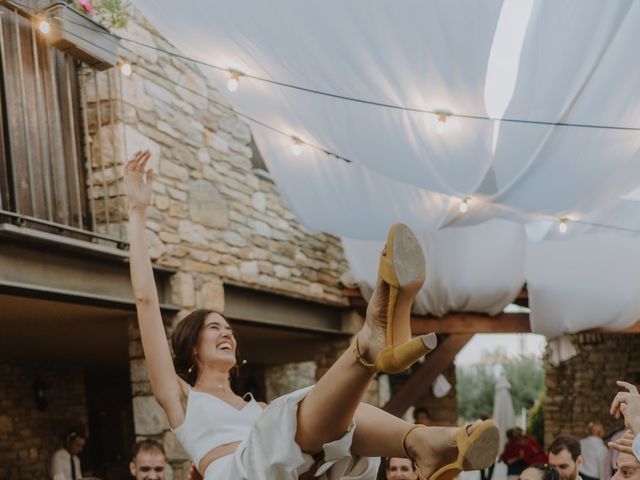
[544,333,640,446]
[0,359,88,480]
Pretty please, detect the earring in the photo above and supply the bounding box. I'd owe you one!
[187,365,194,374]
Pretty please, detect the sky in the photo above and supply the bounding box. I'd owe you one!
[455,333,547,366]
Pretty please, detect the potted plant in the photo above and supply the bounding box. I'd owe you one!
[40,1,125,70]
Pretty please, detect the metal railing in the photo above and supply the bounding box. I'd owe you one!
[0,1,127,247]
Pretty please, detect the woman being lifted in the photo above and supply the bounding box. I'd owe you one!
[124,150,499,480]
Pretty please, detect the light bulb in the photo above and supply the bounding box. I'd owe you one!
[227,77,238,92]
[120,62,132,76]
[459,197,469,213]
[434,112,448,135]
[291,137,303,156]
[559,219,568,233]
[227,70,241,92]
[38,19,50,34]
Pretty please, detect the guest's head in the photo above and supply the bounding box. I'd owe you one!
[130,439,166,480]
[506,427,524,443]
[63,428,87,456]
[612,452,640,480]
[548,435,582,480]
[587,421,605,438]
[519,464,561,480]
[385,457,418,480]
[412,407,430,426]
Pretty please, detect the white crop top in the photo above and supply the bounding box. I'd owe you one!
[173,388,263,467]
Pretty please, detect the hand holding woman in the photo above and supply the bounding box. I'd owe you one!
[611,381,640,435]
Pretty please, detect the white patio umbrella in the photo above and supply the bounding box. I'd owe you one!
[493,375,517,457]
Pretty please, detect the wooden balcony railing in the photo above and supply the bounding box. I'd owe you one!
[0,0,127,247]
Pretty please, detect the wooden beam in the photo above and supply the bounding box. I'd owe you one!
[411,312,530,334]
[383,333,473,417]
[588,321,640,334]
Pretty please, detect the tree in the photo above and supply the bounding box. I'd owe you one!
[456,349,544,422]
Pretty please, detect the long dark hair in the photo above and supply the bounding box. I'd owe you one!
[171,309,241,385]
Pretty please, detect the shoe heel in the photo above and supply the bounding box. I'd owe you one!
[375,333,437,373]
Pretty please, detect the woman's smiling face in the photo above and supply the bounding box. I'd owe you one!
[195,313,237,370]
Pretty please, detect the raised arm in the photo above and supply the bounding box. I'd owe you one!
[125,151,186,426]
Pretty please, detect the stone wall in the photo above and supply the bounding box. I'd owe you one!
[315,338,382,405]
[265,361,316,401]
[88,7,350,309]
[128,318,188,480]
[544,333,640,446]
[0,359,88,480]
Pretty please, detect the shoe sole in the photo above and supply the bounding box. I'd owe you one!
[391,223,426,287]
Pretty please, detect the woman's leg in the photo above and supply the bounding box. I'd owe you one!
[351,403,485,479]
[295,277,391,453]
[296,225,429,454]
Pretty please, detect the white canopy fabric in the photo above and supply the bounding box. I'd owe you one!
[131,0,640,336]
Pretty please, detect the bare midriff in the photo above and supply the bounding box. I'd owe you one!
[198,442,241,475]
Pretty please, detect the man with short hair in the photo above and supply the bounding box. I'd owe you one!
[549,435,583,480]
[579,421,607,480]
[386,457,419,480]
[611,449,640,480]
[129,439,166,480]
[50,428,87,480]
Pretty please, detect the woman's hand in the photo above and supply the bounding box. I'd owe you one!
[124,150,153,211]
[611,381,640,435]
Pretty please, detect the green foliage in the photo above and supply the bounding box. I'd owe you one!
[97,0,129,29]
[527,397,545,445]
[456,348,545,422]
[71,0,130,29]
[457,364,497,420]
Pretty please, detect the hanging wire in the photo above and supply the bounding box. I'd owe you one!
[7,0,640,235]
[14,0,640,133]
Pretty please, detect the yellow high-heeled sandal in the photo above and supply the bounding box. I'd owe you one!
[402,420,500,480]
[354,223,436,374]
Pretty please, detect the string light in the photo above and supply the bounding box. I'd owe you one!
[15,7,640,238]
[291,136,303,156]
[434,113,448,135]
[459,197,469,213]
[559,218,568,233]
[120,62,132,76]
[38,18,50,34]
[227,70,242,92]
[14,2,640,134]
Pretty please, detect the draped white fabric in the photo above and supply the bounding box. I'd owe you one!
[132,0,640,336]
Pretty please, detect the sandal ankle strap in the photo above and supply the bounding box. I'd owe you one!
[352,336,376,373]
[401,424,426,460]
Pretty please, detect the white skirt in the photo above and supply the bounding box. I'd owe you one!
[203,386,380,480]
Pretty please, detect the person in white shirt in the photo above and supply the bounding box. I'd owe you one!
[579,421,607,480]
[50,429,86,480]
